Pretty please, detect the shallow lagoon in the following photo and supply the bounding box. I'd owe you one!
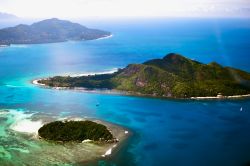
[0,109,128,165]
[0,18,250,166]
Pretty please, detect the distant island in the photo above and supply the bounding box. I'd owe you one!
[37,53,250,99]
[0,12,18,20]
[0,18,111,45]
[38,120,115,143]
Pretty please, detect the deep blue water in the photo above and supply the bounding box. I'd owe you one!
[0,18,250,166]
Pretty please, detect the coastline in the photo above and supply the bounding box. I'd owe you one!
[32,79,46,86]
[95,34,113,41]
[190,94,250,100]
[0,34,113,48]
[0,44,10,47]
[32,78,250,100]
[69,68,118,77]
[31,68,118,86]
[56,116,130,158]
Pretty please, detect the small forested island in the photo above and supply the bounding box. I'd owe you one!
[37,53,250,98]
[0,18,111,45]
[38,120,114,142]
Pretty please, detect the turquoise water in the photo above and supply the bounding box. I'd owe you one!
[0,18,250,166]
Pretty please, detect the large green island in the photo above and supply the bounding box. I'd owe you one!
[0,18,111,45]
[37,53,250,98]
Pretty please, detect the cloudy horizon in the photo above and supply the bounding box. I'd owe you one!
[0,0,250,19]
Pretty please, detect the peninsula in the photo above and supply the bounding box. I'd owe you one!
[0,18,111,45]
[37,53,250,98]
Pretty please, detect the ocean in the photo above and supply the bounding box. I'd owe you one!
[0,18,250,166]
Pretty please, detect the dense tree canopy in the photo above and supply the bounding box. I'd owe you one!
[38,121,114,142]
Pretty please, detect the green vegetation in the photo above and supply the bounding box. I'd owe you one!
[38,121,114,142]
[0,18,110,45]
[38,53,250,98]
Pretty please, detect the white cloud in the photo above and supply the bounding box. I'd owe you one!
[0,0,249,18]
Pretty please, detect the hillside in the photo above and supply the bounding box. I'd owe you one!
[38,53,250,98]
[0,18,111,45]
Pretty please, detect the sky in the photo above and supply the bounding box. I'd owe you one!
[0,0,250,18]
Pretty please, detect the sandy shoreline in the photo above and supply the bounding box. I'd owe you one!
[32,79,46,86]
[95,34,113,40]
[69,68,118,77]
[0,44,10,47]
[190,94,250,100]
[57,116,130,158]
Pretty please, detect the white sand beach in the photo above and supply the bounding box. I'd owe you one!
[95,34,113,41]
[190,94,250,100]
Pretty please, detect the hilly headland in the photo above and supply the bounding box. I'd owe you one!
[36,53,250,99]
